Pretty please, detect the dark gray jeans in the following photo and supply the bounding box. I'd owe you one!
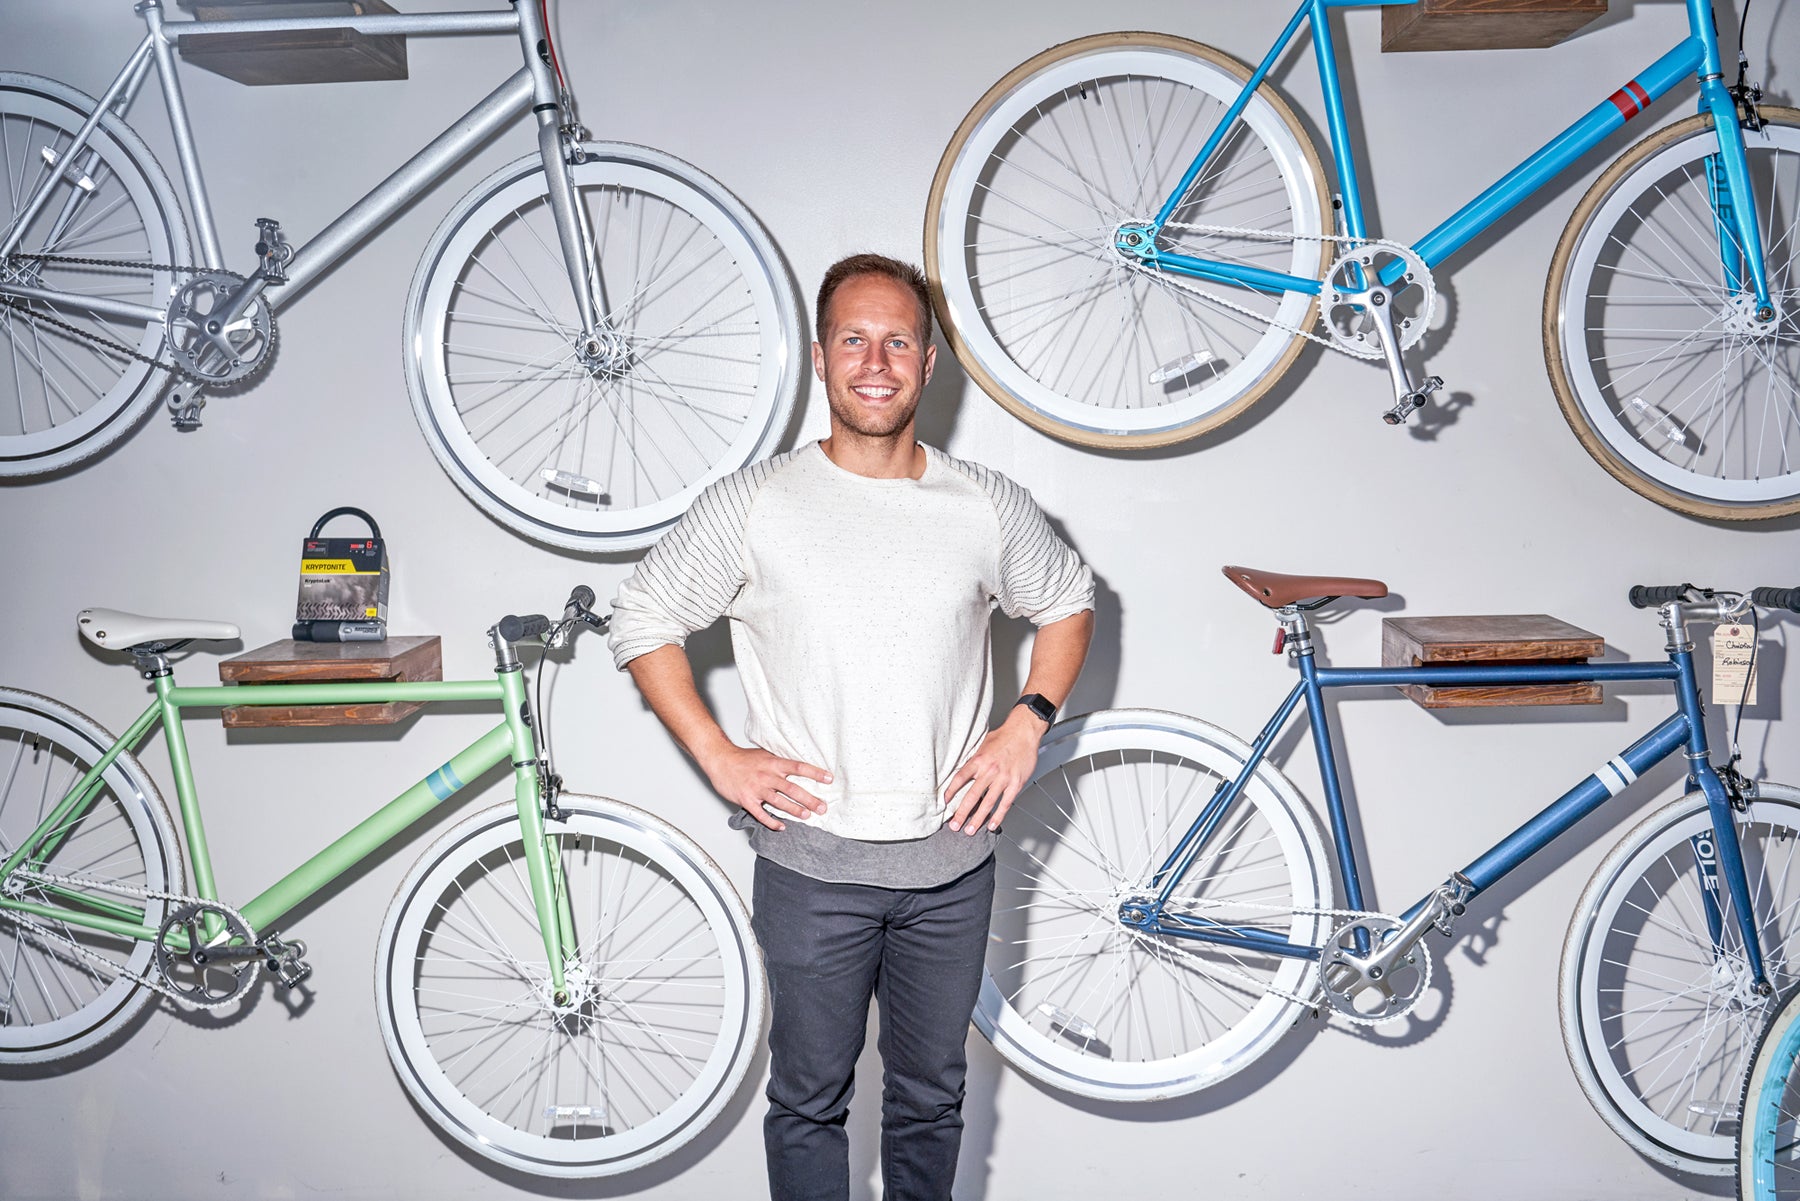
[751,855,996,1201]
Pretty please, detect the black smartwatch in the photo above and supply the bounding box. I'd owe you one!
[1015,693,1057,727]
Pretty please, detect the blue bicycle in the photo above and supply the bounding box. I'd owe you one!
[924,0,1796,520]
[978,569,1800,1177]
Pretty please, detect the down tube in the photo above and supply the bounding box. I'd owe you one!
[1404,713,1690,918]
[238,723,515,931]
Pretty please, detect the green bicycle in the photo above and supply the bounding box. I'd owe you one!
[0,586,762,1179]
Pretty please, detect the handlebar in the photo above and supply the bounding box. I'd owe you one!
[1628,583,1798,620]
[1629,584,1692,608]
[497,613,552,644]
[494,586,608,648]
[1753,587,1800,613]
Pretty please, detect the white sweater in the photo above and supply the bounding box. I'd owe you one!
[610,442,1094,841]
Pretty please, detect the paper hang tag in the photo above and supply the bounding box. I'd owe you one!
[1711,624,1759,706]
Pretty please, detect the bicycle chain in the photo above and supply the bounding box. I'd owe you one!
[2,865,258,1010]
[0,253,269,387]
[1117,895,1432,1026]
[1133,223,1426,362]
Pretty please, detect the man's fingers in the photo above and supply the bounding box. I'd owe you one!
[739,799,786,831]
[783,759,834,785]
[949,774,996,831]
[985,780,1025,831]
[943,762,977,805]
[775,779,826,813]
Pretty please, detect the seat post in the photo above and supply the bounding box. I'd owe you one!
[131,648,173,679]
[1277,605,1315,658]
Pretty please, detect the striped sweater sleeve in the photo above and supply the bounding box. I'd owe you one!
[607,454,791,668]
[942,456,1095,625]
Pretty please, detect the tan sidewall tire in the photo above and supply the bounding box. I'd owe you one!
[1542,107,1800,521]
[924,33,1329,450]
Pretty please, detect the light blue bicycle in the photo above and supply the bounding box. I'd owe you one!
[924,0,1796,520]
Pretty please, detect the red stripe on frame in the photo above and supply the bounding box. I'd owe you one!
[1626,80,1651,109]
[1608,87,1641,121]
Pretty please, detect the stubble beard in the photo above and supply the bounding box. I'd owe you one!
[827,387,920,442]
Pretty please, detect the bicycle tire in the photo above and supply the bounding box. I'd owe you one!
[0,73,188,477]
[0,687,182,1063]
[1560,783,1800,1175]
[1740,983,1800,1199]
[925,33,1329,449]
[1544,107,1800,520]
[374,793,763,1178]
[405,143,802,552]
[974,708,1332,1100]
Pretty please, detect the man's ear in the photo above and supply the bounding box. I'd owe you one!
[812,341,825,382]
[923,342,936,385]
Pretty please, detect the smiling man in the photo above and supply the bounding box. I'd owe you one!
[609,253,1094,1201]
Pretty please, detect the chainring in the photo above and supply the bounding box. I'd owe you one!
[1316,913,1432,1023]
[155,901,258,1008]
[1321,241,1435,359]
[164,271,275,385]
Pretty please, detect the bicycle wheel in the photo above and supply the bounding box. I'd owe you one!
[405,143,802,552]
[925,33,1329,449]
[0,73,188,477]
[374,794,762,1178]
[0,688,181,1063]
[1741,984,1800,1200]
[976,709,1332,1100]
[1545,108,1800,520]
[1560,784,1800,1175]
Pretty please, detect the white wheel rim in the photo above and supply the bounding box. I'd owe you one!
[378,803,756,1176]
[933,45,1324,438]
[0,699,167,1058]
[0,85,178,463]
[1557,121,1800,506]
[409,148,796,550]
[975,710,1328,1099]
[1569,795,1800,1168]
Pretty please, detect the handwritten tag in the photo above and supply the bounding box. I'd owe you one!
[1711,624,1758,705]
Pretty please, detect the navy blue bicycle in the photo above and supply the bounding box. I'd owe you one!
[977,569,1800,1177]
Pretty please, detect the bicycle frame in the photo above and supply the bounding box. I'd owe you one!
[0,666,582,994]
[0,1,604,337]
[1136,0,1775,311]
[1126,607,1772,988]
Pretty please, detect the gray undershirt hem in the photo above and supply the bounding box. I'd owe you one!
[729,810,995,888]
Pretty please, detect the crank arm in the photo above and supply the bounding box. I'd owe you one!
[1358,282,1442,425]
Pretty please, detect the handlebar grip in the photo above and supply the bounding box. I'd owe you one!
[1754,587,1800,613]
[497,614,551,643]
[570,584,596,610]
[1629,584,1690,608]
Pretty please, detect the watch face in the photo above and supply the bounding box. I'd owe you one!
[1020,694,1055,723]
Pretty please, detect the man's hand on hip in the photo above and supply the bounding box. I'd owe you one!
[944,708,1045,834]
[701,744,832,831]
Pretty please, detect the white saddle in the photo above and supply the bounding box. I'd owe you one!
[78,608,241,651]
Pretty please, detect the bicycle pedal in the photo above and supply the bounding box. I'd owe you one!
[167,392,206,430]
[268,956,312,990]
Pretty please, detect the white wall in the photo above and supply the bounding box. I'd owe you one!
[3,1,1798,1197]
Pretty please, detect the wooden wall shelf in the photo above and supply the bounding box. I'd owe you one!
[1381,0,1607,52]
[218,636,441,727]
[179,0,408,87]
[1382,615,1604,709]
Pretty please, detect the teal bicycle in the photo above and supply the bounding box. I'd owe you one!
[0,587,762,1179]
[924,0,1797,520]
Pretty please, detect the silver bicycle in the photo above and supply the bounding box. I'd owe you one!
[0,1,802,551]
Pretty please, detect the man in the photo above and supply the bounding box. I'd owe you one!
[609,253,1094,1201]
